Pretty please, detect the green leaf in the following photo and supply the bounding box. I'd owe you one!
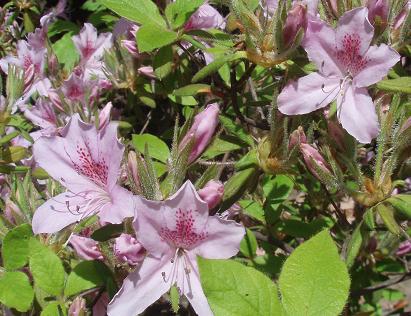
[40,302,67,316]
[52,33,80,71]
[240,228,258,258]
[192,51,247,83]
[219,115,254,146]
[137,24,178,53]
[263,175,294,206]
[2,223,33,270]
[345,222,367,269]
[238,199,265,223]
[387,194,411,219]
[376,77,411,94]
[29,238,65,296]
[0,271,34,312]
[132,133,170,163]
[64,260,113,297]
[100,0,166,27]
[202,135,244,159]
[165,0,204,29]
[376,203,401,235]
[47,20,80,37]
[0,146,27,163]
[91,223,124,241]
[169,285,180,313]
[198,258,283,316]
[278,230,350,316]
[153,45,174,80]
[173,84,211,96]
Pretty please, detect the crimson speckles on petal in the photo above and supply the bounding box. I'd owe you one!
[336,34,369,75]
[160,209,208,249]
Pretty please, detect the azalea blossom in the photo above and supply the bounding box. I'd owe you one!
[24,98,58,140]
[278,7,400,143]
[197,180,224,210]
[108,181,245,316]
[114,233,145,265]
[185,4,225,31]
[31,114,134,234]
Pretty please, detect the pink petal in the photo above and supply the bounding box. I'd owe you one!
[32,192,86,234]
[336,8,374,56]
[69,234,103,260]
[302,17,342,76]
[354,44,400,87]
[337,84,379,143]
[99,186,135,224]
[278,72,341,115]
[194,216,245,259]
[107,255,172,316]
[180,255,213,316]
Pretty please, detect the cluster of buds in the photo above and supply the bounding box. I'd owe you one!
[230,0,307,67]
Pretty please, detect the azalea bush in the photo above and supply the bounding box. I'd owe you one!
[0,0,411,315]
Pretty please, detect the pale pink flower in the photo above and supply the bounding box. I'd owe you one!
[278,8,400,143]
[70,234,103,260]
[288,126,307,150]
[198,180,224,209]
[185,4,225,31]
[24,98,58,136]
[31,114,135,234]
[61,74,86,103]
[137,66,155,79]
[114,233,145,265]
[179,103,220,163]
[108,181,245,316]
[40,0,67,27]
[121,25,139,57]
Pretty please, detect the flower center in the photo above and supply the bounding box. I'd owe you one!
[335,33,368,76]
[159,209,208,250]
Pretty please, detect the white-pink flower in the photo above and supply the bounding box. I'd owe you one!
[108,181,245,316]
[185,4,225,31]
[278,7,400,143]
[31,114,134,234]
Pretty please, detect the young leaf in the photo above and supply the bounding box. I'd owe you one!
[137,24,178,53]
[376,77,411,94]
[29,238,65,296]
[132,133,170,163]
[0,271,34,312]
[198,257,283,316]
[278,230,350,316]
[2,223,33,270]
[165,0,205,29]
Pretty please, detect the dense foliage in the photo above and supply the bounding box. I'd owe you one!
[0,0,410,315]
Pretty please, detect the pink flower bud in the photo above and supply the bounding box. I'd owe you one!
[366,0,389,26]
[69,235,103,261]
[184,4,225,31]
[68,297,86,316]
[127,151,141,191]
[198,180,224,209]
[179,103,220,163]
[137,66,156,79]
[4,199,22,224]
[328,121,345,150]
[393,1,411,30]
[48,90,64,112]
[98,102,112,130]
[283,3,307,47]
[288,126,307,150]
[300,143,331,179]
[396,240,411,256]
[114,233,145,265]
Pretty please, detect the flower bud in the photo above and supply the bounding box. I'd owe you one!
[127,151,141,192]
[300,143,331,179]
[283,3,307,47]
[396,240,411,256]
[288,126,307,150]
[68,297,86,316]
[4,199,22,224]
[366,0,388,26]
[198,180,224,209]
[48,90,64,112]
[137,66,156,79]
[327,121,345,150]
[69,235,103,261]
[114,233,145,265]
[98,102,112,130]
[179,103,220,163]
[184,4,225,31]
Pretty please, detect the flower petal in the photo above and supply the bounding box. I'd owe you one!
[337,84,379,143]
[336,7,374,55]
[302,17,342,76]
[354,44,400,87]
[32,192,86,234]
[182,255,213,316]
[194,216,245,259]
[107,255,172,316]
[99,185,135,224]
[278,72,341,115]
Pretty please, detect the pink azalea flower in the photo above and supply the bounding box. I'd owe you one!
[179,103,220,163]
[24,98,58,132]
[197,180,224,210]
[114,233,145,265]
[108,181,245,316]
[278,7,400,143]
[283,2,308,47]
[70,234,103,260]
[366,0,388,25]
[184,4,225,31]
[31,114,135,234]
